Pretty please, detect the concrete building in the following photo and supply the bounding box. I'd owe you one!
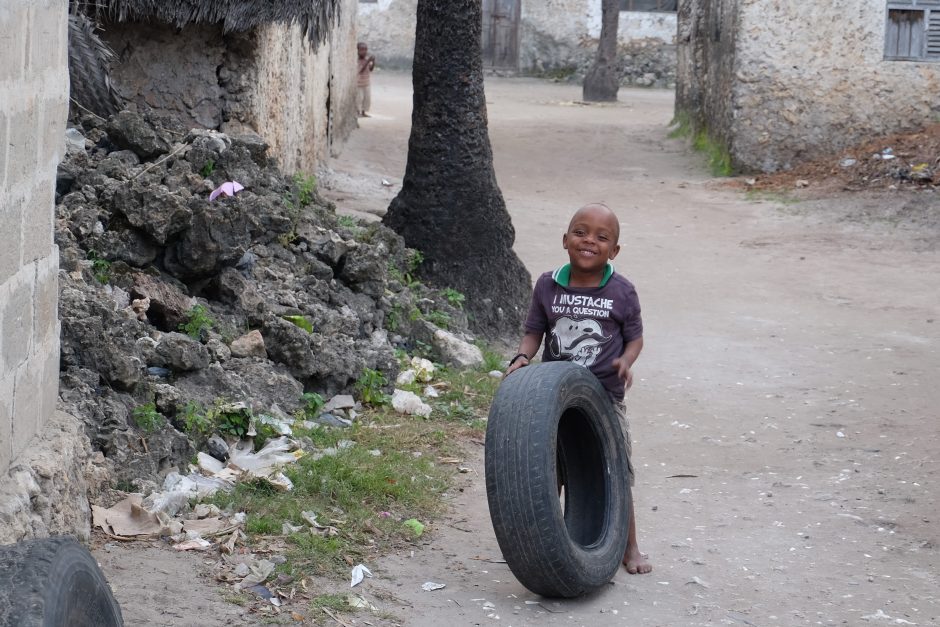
[676,0,940,173]
[358,0,678,87]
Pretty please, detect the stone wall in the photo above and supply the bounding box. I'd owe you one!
[0,0,99,543]
[0,0,66,481]
[101,2,358,175]
[678,0,940,172]
[358,0,677,86]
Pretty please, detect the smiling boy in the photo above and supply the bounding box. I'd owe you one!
[505,202,651,574]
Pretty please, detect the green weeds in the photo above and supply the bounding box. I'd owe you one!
[132,402,164,434]
[179,304,214,339]
[355,368,389,406]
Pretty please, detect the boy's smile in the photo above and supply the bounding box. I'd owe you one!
[563,203,621,284]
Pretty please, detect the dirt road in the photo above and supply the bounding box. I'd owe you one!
[320,72,940,626]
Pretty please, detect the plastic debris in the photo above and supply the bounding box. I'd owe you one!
[396,369,417,385]
[840,158,857,167]
[391,389,432,417]
[323,394,356,413]
[411,357,435,382]
[209,180,244,201]
[173,538,212,551]
[257,413,294,436]
[424,385,440,398]
[350,563,373,587]
[403,518,425,537]
[236,559,275,590]
[422,581,446,591]
[488,370,503,378]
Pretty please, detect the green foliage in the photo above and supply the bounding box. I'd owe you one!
[301,392,325,418]
[479,344,506,372]
[132,402,164,434]
[200,159,215,177]
[179,304,214,339]
[293,173,318,208]
[355,368,389,406]
[406,249,424,274]
[441,288,465,309]
[426,310,452,329]
[385,306,401,332]
[337,215,358,228]
[213,404,252,439]
[87,250,111,284]
[181,401,212,440]
[693,129,733,177]
[282,314,313,333]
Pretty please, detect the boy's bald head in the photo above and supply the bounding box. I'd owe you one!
[568,203,620,243]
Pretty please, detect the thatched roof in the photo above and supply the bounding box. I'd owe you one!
[71,0,341,45]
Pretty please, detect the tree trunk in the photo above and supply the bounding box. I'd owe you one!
[583,0,621,102]
[383,0,531,341]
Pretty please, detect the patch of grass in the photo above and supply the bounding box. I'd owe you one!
[208,359,498,584]
[220,591,252,607]
[426,310,452,329]
[539,65,577,81]
[744,189,799,206]
[355,368,389,407]
[179,304,214,339]
[300,392,325,419]
[200,159,215,178]
[479,344,506,373]
[441,288,465,309]
[293,173,318,208]
[692,129,733,177]
[132,402,164,434]
[310,594,349,612]
[337,215,359,229]
[87,250,111,284]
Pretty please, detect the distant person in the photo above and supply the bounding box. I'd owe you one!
[357,42,376,118]
[505,202,652,575]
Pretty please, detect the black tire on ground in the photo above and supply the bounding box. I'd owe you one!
[0,536,124,627]
[485,361,632,598]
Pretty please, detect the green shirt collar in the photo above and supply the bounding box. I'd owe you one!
[551,263,613,288]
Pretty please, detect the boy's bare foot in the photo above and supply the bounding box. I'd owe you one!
[361,112,371,117]
[623,547,652,574]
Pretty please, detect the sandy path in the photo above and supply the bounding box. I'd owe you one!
[323,72,940,626]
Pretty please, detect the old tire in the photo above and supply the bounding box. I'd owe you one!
[0,536,123,627]
[485,361,631,598]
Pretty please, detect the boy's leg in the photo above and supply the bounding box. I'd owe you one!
[614,401,652,574]
[362,84,372,116]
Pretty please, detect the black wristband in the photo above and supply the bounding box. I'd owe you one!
[508,353,529,367]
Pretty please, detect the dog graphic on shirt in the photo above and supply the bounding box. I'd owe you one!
[548,317,611,368]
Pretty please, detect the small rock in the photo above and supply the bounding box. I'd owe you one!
[230,330,267,358]
[207,435,230,462]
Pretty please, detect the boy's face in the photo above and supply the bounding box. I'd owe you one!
[562,204,621,275]
[358,44,368,58]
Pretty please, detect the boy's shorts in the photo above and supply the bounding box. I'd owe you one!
[613,400,635,487]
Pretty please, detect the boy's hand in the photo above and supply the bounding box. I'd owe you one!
[613,356,634,390]
[504,354,529,378]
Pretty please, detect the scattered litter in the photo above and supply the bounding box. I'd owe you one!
[686,576,710,589]
[488,370,503,378]
[396,369,417,385]
[350,563,373,587]
[391,389,432,417]
[837,431,846,438]
[861,609,916,624]
[256,413,293,436]
[323,394,356,413]
[424,385,440,398]
[422,581,446,591]
[92,495,164,537]
[236,559,275,590]
[840,158,857,167]
[209,180,244,201]
[245,584,272,599]
[282,522,304,535]
[381,178,393,186]
[301,511,340,535]
[172,538,212,551]
[347,594,377,610]
[411,357,435,382]
[403,518,425,537]
[795,179,810,188]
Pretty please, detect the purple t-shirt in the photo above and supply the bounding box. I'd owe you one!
[524,268,643,401]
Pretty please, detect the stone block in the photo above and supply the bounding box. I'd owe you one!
[12,352,42,456]
[37,336,60,436]
[23,186,53,263]
[0,109,8,191]
[8,102,38,185]
[0,8,27,84]
[0,270,33,374]
[40,98,68,173]
[0,194,22,285]
[32,255,58,349]
[0,375,12,477]
[28,4,64,75]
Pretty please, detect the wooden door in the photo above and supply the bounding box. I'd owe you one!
[482,0,520,69]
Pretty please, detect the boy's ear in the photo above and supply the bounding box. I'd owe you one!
[562,233,569,249]
[608,243,621,260]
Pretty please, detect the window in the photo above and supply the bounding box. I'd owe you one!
[619,0,677,12]
[885,2,940,60]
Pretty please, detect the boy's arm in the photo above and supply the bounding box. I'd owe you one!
[613,336,643,390]
[504,331,543,376]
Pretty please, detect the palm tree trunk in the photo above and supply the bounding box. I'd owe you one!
[583,0,621,102]
[383,0,531,340]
